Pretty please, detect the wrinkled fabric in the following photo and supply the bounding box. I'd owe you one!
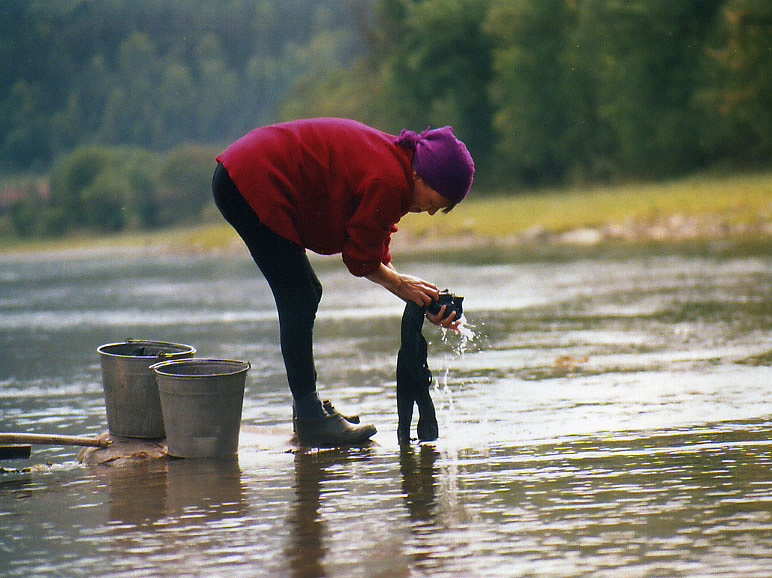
[393,127,431,150]
[393,125,475,205]
[396,301,439,444]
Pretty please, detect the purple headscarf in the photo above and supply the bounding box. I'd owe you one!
[393,125,474,205]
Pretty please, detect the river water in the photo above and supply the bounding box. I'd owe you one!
[1,240,772,577]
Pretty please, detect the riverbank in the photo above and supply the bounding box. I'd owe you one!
[394,169,772,250]
[2,170,771,258]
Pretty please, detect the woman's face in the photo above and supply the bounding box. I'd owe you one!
[409,172,451,215]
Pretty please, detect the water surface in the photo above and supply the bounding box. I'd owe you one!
[1,241,772,576]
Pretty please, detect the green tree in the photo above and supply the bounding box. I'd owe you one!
[385,0,495,176]
[585,0,724,177]
[485,0,583,184]
[157,143,221,225]
[698,0,772,164]
[3,0,771,196]
[48,145,158,232]
[101,33,163,146]
[10,199,67,238]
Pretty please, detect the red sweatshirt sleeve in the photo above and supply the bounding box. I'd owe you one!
[342,179,405,276]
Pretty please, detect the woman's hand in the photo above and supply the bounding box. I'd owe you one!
[367,263,460,330]
[366,263,438,306]
[426,305,461,330]
[395,273,439,306]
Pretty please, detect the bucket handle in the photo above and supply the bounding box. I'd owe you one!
[144,349,170,371]
[148,359,252,372]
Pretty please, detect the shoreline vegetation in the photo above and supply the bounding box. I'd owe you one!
[2,170,771,259]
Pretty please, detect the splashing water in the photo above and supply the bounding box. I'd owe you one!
[434,314,480,456]
[441,314,478,355]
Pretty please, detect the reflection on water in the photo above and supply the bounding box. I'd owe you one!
[104,461,168,527]
[400,444,439,523]
[286,448,374,577]
[101,458,247,528]
[2,241,772,576]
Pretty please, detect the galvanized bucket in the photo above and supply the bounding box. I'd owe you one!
[97,340,196,438]
[151,358,250,458]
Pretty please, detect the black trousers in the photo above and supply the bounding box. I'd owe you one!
[212,162,321,400]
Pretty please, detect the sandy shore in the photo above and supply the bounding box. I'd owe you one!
[391,213,772,253]
[2,212,771,261]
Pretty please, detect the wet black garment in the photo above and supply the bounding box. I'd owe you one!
[396,301,439,444]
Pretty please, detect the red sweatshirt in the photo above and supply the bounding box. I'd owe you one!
[216,118,414,277]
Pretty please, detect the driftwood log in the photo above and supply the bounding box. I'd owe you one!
[0,433,109,448]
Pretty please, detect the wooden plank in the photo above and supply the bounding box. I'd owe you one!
[0,433,109,448]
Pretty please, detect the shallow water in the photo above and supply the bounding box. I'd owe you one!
[2,240,772,576]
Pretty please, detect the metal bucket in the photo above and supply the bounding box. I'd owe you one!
[151,358,250,458]
[97,340,196,438]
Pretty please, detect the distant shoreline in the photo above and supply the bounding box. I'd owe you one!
[3,170,771,259]
[392,213,772,251]
[2,215,770,263]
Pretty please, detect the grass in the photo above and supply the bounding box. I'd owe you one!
[2,170,771,256]
[399,170,772,240]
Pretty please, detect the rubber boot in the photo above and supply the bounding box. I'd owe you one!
[295,413,376,447]
[293,393,375,446]
[293,399,360,434]
[322,400,360,424]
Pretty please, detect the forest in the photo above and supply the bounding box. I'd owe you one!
[1,0,770,237]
